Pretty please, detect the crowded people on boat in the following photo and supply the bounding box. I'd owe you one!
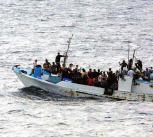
[44,60,118,89]
[31,57,118,89]
[125,59,153,82]
[32,54,153,91]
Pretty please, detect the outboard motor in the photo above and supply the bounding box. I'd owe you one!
[34,65,42,78]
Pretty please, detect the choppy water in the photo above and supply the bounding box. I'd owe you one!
[0,0,153,136]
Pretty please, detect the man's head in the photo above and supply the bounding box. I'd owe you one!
[69,63,73,67]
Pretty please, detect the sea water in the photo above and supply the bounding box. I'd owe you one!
[0,0,153,136]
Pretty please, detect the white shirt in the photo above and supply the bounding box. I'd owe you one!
[98,75,102,82]
[150,73,153,80]
[127,70,135,77]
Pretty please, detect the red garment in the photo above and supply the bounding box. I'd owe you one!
[87,78,94,86]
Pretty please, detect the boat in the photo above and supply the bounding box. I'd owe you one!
[13,65,106,98]
[13,65,153,101]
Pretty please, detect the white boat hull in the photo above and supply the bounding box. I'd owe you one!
[14,68,105,98]
[13,66,153,101]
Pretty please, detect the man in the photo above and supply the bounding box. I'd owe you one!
[43,59,51,72]
[127,69,135,77]
[87,69,93,78]
[74,65,79,72]
[135,59,143,72]
[119,60,127,71]
[107,68,113,77]
[93,69,99,78]
[51,62,58,74]
[55,52,66,66]
[128,59,133,70]
[68,63,73,71]
[150,72,153,80]
[33,59,38,68]
[31,59,38,75]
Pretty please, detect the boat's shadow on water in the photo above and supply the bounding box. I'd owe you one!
[17,87,115,102]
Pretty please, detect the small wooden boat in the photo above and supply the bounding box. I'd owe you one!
[13,65,153,101]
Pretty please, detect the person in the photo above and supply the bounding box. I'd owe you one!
[73,69,82,84]
[87,69,94,86]
[33,59,38,68]
[149,67,153,74]
[135,60,143,72]
[97,69,101,76]
[98,73,103,87]
[81,68,88,85]
[61,67,69,79]
[150,72,153,80]
[127,69,135,77]
[107,68,113,77]
[107,68,113,85]
[87,77,94,86]
[55,52,66,67]
[102,71,107,78]
[128,59,133,70]
[60,64,65,71]
[119,60,127,71]
[68,63,73,71]
[111,73,118,90]
[107,68,117,88]
[74,65,79,73]
[115,70,120,80]
[101,72,108,88]
[31,59,38,75]
[92,69,99,78]
[120,60,128,75]
[143,68,150,81]
[51,62,58,74]
[61,63,73,79]
[43,59,51,72]
[133,70,141,84]
[87,69,93,78]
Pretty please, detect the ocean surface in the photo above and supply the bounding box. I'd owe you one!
[0,0,153,136]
